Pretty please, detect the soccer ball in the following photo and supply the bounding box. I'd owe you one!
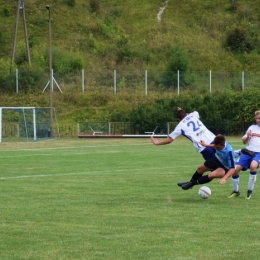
[198,186,211,199]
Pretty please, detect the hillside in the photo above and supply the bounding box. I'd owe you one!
[1,0,260,124]
[1,0,260,72]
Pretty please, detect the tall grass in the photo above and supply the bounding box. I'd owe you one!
[1,0,260,72]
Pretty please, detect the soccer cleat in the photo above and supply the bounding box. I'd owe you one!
[241,148,255,158]
[246,190,253,199]
[177,182,189,187]
[181,182,194,190]
[228,191,240,198]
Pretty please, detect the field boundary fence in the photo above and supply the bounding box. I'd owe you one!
[7,69,260,94]
[1,120,252,141]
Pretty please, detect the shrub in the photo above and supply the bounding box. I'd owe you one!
[90,0,100,13]
[2,7,11,17]
[226,27,253,53]
[158,45,193,88]
[225,21,260,54]
[43,47,84,72]
[65,0,76,7]
[16,69,46,92]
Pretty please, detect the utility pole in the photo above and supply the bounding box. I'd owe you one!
[46,5,53,138]
[11,0,31,68]
[43,4,62,138]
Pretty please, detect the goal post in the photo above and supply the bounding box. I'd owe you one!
[0,107,60,142]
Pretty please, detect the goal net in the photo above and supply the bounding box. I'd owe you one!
[0,107,60,142]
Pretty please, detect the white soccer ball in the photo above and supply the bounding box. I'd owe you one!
[198,186,211,199]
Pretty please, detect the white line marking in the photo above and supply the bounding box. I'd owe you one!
[0,143,151,152]
[0,166,191,180]
[0,150,121,158]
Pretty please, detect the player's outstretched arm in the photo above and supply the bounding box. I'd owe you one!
[150,136,173,145]
[199,140,215,148]
[218,168,235,184]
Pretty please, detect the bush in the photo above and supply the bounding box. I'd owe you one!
[16,69,47,92]
[117,89,260,135]
[43,47,84,72]
[226,27,253,53]
[225,22,260,53]
[158,45,193,88]
[90,0,100,13]
[2,7,11,17]
[65,0,76,7]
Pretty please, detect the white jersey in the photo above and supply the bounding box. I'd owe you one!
[169,111,215,152]
[242,124,260,152]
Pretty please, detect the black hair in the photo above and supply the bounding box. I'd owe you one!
[214,134,225,146]
[177,109,187,120]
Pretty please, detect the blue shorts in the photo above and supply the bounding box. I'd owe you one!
[236,152,260,170]
[200,147,216,160]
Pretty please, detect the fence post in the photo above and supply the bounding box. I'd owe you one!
[209,70,212,93]
[145,70,148,95]
[177,70,180,95]
[0,108,2,142]
[242,71,244,90]
[16,68,19,93]
[114,70,117,94]
[82,69,84,92]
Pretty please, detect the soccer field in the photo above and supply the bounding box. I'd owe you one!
[0,137,260,260]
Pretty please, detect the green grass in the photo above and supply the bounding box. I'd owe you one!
[1,0,260,72]
[1,137,260,260]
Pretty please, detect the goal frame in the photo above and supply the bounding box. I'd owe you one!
[0,107,59,142]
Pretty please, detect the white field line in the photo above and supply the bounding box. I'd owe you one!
[0,150,121,158]
[0,142,152,152]
[0,166,191,180]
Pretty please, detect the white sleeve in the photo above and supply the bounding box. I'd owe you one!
[193,111,200,119]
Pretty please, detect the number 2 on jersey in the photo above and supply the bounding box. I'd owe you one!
[187,120,202,132]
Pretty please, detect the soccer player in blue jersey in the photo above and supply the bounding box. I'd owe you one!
[223,110,260,199]
[151,107,216,160]
[180,135,236,190]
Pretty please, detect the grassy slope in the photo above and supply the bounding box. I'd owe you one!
[1,0,260,70]
[1,0,260,122]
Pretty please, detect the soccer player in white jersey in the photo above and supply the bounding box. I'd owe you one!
[220,110,260,199]
[151,107,216,159]
[151,107,216,185]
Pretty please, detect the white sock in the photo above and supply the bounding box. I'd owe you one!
[232,175,239,192]
[248,172,257,191]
